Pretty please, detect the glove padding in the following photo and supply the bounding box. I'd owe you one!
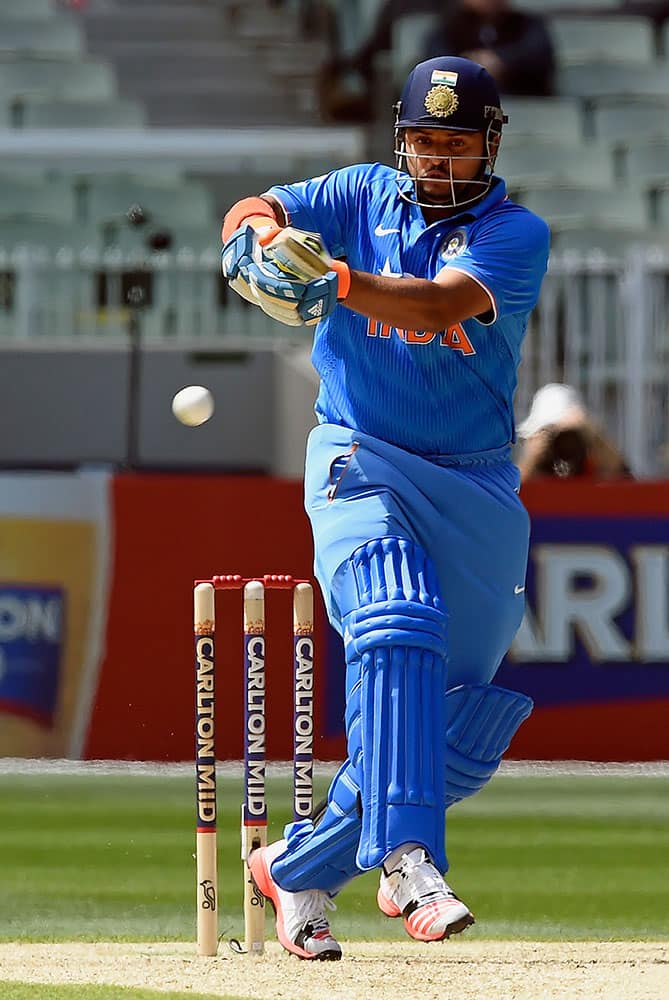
[247,258,339,327]
[221,222,272,305]
[222,222,338,326]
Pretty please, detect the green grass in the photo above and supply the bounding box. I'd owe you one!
[0,985,254,1000]
[0,770,667,942]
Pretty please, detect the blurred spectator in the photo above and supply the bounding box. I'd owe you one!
[320,0,555,119]
[516,384,633,483]
[424,0,555,97]
[320,0,440,122]
[267,0,325,37]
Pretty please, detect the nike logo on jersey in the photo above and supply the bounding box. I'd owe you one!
[375,224,400,236]
[514,585,525,595]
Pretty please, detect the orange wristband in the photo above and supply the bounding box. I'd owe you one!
[329,259,351,301]
[221,196,278,242]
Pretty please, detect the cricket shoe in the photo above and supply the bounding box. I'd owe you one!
[377,847,475,942]
[249,839,342,961]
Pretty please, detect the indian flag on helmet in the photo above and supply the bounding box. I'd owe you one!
[431,70,458,87]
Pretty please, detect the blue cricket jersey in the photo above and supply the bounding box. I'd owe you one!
[268,163,549,457]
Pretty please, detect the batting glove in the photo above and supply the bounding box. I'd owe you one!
[246,259,340,327]
[221,221,281,304]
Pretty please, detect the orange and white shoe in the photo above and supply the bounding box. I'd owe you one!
[377,847,475,942]
[249,839,342,961]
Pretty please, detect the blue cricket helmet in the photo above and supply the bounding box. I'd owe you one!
[395,56,506,132]
[393,56,507,209]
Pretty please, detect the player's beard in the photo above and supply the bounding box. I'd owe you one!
[414,171,480,208]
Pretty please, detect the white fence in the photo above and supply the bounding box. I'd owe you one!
[1,246,668,477]
[0,244,283,343]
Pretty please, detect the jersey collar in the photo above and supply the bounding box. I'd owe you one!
[412,176,507,230]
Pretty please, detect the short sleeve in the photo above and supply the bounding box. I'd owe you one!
[439,207,550,323]
[266,165,366,260]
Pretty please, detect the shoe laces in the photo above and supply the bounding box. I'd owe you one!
[294,890,337,937]
[393,849,455,906]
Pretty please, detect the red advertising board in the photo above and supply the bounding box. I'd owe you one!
[85,473,343,761]
[83,474,669,762]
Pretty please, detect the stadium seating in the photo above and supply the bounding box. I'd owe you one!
[0,0,55,19]
[551,224,669,255]
[391,12,440,90]
[517,185,649,229]
[106,41,268,94]
[328,0,386,60]
[590,97,669,144]
[0,58,117,103]
[549,15,656,65]
[78,1,322,126]
[654,186,669,228]
[20,98,147,130]
[625,139,669,187]
[558,60,669,101]
[0,0,666,294]
[497,139,614,189]
[81,4,227,46]
[0,15,85,58]
[122,83,320,128]
[501,96,584,142]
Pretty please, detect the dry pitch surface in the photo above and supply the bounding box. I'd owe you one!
[1,941,668,1000]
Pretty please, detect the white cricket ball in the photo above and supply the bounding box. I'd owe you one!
[171,385,215,427]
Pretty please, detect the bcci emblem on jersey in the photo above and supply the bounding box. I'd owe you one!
[440,230,467,259]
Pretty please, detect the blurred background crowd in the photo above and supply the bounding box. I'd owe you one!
[0,0,668,478]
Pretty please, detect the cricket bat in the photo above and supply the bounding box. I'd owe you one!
[260,226,332,282]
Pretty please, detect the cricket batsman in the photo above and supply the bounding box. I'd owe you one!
[221,55,550,960]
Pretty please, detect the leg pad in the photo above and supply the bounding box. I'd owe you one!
[270,760,362,894]
[340,538,448,872]
[445,683,533,807]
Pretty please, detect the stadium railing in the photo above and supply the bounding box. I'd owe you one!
[0,245,667,478]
